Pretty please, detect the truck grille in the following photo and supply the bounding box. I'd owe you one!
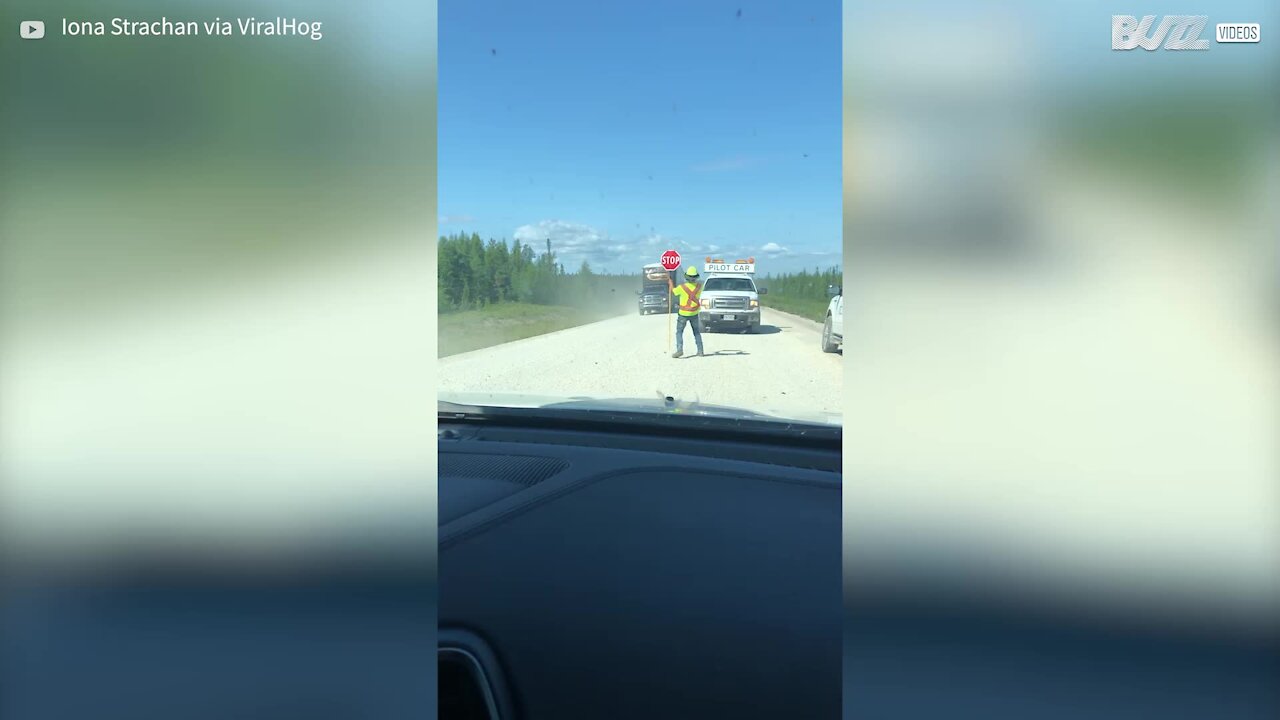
[713,297,748,310]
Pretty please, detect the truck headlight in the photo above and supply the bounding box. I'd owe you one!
[701,299,710,309]
[749,299,759,308]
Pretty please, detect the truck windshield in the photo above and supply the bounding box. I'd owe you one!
[703,278,756,292]
[643,268,673,290]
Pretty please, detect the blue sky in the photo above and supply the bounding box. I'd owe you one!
[438,0,841,274]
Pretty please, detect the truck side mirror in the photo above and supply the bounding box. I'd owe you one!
[757,287,768,295]
[827,285,841,297]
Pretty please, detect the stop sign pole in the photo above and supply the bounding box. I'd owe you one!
[660,250,681,353]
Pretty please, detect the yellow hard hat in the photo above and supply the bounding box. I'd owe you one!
[685,266,699,278]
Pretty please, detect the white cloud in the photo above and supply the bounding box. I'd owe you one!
[513,220,650,271]
[514,219,607,257]
[508,221,770,273]
[761,242,791,255]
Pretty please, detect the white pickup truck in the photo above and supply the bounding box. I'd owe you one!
[822,284,843,353]
[699,259,766,333]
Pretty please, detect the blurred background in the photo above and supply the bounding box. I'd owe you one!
[5,0,1277,716]
[843,0,1278,717]
[1,1,436,717]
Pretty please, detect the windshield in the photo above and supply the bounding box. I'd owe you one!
[703,278,757,293]
[438,1,842,427]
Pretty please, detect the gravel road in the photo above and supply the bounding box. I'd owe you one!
[439,307,843,420]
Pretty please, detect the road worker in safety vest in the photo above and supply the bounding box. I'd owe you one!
[668,266,705,358]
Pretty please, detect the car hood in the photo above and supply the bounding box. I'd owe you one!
[438,391,840,427]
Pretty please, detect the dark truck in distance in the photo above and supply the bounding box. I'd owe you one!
[637,263,678,315]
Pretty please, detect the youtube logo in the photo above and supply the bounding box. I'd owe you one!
[20,20,45,39]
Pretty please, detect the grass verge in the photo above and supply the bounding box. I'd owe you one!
[762,296,830,324]
[439,302,628,357]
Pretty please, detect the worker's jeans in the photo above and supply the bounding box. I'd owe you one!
[676,314,704,354]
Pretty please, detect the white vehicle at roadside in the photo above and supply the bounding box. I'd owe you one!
[822,284,843,353]
[698,257,767,333]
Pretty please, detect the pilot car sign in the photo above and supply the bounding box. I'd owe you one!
[705,262,755,274]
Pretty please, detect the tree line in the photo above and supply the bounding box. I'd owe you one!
[759,266,844,301]
[438,232,632,312]
[439,232,842,313]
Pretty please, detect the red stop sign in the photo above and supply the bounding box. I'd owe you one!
[660,250,681,271]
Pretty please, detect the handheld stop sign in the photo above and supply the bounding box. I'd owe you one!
[660,250,681,271]
[660,250,681,351]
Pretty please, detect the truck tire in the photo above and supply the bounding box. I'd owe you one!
[822,315,839,353]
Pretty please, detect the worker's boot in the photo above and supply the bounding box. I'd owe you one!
[696,350,705,357]
[672,350,683,358]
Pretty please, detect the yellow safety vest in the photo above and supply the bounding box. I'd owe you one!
[672,282,701,317]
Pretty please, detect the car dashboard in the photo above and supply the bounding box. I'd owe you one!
[438,412,841,719]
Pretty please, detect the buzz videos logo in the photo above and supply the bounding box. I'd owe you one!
[1113,15,1261,50]
[1113,15,1209,50]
